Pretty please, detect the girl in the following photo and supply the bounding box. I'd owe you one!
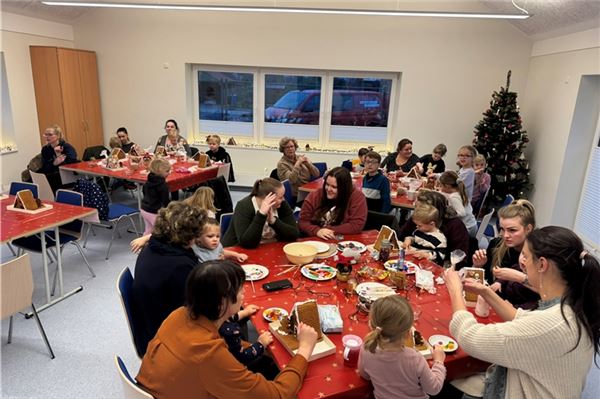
[222,177,299,249]
[185,186,218,218]
[472,154,491,215]
[472,199,539,309]
[456,145,477,203]
[206,134,235,182]
[417,143,447,176]
[141,158,171,235]
[298,166,367,239]
[438,171,478,237]
[358,295,446,399]
[192,218,247,263]
[403,204,447,265]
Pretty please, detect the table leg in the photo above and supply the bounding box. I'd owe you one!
[40,233,52,304]
[55,226,64,296]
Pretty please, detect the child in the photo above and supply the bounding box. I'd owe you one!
[192,218,248,263]
[417,143,447,176]
[108,136,122,150]
[403,204,447,265]
[140,158,171,235]
[206,134,235,182]
[456,145,477,203]
[439,171,478,237]
[353,147,370,173]
[359,295,446,399]
[361,151,391,213]
[472,154,491,215]
[185,186,219,218]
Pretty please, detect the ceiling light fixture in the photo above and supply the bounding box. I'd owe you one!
[42,1,531,20]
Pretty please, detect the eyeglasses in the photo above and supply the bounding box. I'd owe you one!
[364,160,380,165]
[43,132,56,136]
[458,154,472,158]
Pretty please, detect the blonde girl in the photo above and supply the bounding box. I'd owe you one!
[140,158,171,235]
[438,171,478,237]
[472,154,491,215]
[206,134,235,182]
[456,145,477,202]
[359,296,446,399]
[185,186,218,218]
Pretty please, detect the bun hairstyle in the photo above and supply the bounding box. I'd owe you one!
[439,171,468,206]
[364,296,413,353]
[251,177,282,199]
[526,226,600,357]
[206,134,221,145]
[46,125,63,139]
[164,119,179,131]
[492,199,536,268]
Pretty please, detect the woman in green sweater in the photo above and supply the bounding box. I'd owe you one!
[222,177,299,248]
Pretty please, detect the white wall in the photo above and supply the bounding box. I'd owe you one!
[0,13,73,190]
[69,9,532,185]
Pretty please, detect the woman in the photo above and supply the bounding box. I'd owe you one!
[439,171,478,237]
[136,260,319,399]
[472,199,539,309]
[397,189,469,269]
[381,138,419,176]
[39,124,78,192]
[222,177,299,248]
[155,119,191,156]
[131,201,208,356]
[445,226,600,399]
[116,127,136,153]
[276,137,320,202]
[299,166,367,239]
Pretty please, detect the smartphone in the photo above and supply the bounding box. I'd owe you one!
[262,279,293,292]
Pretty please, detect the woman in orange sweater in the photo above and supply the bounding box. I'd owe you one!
[136,260,318,399]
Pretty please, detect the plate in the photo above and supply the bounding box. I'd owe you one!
[337,241,367,253]
[303,240,330,254]
[300,264,337,281]
[263,307,289,322]
[242,264,269,281]
[354,282,396,302]
[428,334,459,353]
[383,260,420,274]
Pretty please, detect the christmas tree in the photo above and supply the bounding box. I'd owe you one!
[472,71,531,206]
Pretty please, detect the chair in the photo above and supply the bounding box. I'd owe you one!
[220,212,233,237]
[1,254,55,359]
[103,203,140,260]
[9,182,39,198]
[364,210,398,231]
[473,185,490,218]
[117,267,143,359]
[115,355,153,398]
[475,209,495,249]
[483,194,515,238]
[30,171,55,201]
[269,168,280,181]
[82,145,109,161]
[216,163,231,181]
[281,179,296,208]
[313,162,327,178]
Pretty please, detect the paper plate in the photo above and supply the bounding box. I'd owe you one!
[263,307,289,322]
[303,240,330,254]
[354,282,396,302]
[315,244,338,259]
[337,241,367,253]
[428,334,459,353]
[300,264,337,281]
[242,264,269,281]
[383,260,420,274]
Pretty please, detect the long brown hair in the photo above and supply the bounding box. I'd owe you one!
[312,167,353,226]
[364,296,413,353]
[250,177,282,199]
[439,171,468,206]
[492,199,536,268]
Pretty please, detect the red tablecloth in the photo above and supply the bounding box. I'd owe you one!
[60,160,219,192]
[232,231,498,399]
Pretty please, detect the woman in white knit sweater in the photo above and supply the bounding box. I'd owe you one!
[445,226,600,399]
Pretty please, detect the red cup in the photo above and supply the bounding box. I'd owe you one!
[342,334,363,368]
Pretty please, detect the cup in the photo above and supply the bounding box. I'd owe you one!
[475,295,490,317]
[406,190,417,201]
[342,334,363,367]
[413,305,423,321]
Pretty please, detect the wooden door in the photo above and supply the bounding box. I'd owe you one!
[78,51,104,149]
[57,48,86,157]
[30,47,65,147]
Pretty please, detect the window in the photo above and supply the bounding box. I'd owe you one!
[575,125,600,253]
[1,52,17,153]
[192,66,399,148]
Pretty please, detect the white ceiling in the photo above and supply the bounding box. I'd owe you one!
[2,0,599,39]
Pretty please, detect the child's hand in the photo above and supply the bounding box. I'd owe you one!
[130,234,151,254]
[238,304,260,319]
[432,344,446,363]
[235,252,248,263]
[258,331,273,346]
[402,238,412,250]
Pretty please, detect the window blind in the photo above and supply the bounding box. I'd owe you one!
[575,139,600,253]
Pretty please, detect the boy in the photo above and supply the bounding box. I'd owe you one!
[403,204,447,265]
[361,151,391,213]
[206,134,235,182]
[417,143,447,176]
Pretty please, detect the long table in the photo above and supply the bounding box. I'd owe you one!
[1,196,97,312]
[231,231,498,399]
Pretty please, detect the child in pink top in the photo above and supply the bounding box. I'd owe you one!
[358,296,446,399]
[472,154,491,215]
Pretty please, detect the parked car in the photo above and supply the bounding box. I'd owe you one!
[265,89,386,126]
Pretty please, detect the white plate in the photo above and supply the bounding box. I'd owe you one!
[337,241,367,253]
[303,240,330,254]
[263,307,289,322]
[428,334,459,353]
[242,264,269,281]
[300,264,337,281]
[383,260,420,274]
[354,282,396,302]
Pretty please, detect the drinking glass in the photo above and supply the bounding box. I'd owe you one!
[449,249,466,269]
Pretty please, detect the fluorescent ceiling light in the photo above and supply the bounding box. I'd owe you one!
[42,1,531,20]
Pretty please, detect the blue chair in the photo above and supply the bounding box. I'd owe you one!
[114,355,153,398]
[104,203,140,260]
[9,182,39,198]
[117,267,143,359]
[313,162,328,178]
[220,212,233,238]
[282,179,296,208]
[483,194,515,238]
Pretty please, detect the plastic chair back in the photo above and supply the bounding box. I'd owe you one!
[9,182,39,198]
[82,145,109,161]
[269,168,280,181]
[364,210,397,231]
[282,179,295,208]
[117,267,143,359]
[502,194,515,208]
[30,171,54,201]
[475,209,495,243]
[55,189,84,237]
[313,162,327,177]
[115,356,154,398]
[220,212,233,238]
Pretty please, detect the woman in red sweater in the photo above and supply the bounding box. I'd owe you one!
[299,166,367,239]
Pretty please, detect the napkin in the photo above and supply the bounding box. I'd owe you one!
[318,305,343,333]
